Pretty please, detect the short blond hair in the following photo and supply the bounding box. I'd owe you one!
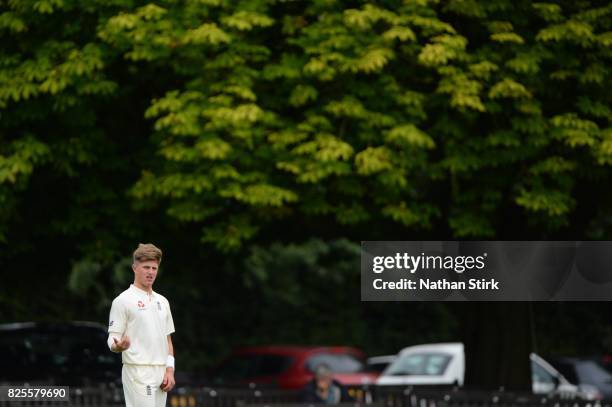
[133,243,162,264]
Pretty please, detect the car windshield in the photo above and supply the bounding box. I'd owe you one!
[385,352,452,376]
[212,354,294,383]
[531,360,556,384]
[576,361,612,383]
[306,353,365,373]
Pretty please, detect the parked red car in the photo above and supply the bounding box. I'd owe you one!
[208,346,378,389]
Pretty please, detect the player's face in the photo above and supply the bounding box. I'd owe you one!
[133,260,159,290]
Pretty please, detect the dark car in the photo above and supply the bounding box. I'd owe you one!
[550,357,612,400]
[208,346,377,389]
[0,321,122,387]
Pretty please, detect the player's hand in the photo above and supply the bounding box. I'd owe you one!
[161,369,175,392]
[112,335,130,352]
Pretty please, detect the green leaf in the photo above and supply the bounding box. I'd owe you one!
[354,146,393,175]
[386,124,435,149]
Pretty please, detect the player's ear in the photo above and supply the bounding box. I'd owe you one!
[132,261,137,273]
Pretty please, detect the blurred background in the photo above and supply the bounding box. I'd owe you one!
[0,0,611,402]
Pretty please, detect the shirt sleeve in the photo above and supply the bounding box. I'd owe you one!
[166,300,175,336]
[108,298,128,335]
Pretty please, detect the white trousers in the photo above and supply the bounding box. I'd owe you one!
[122,364,168,407]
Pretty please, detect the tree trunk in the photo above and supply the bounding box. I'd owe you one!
[461,302,532,391]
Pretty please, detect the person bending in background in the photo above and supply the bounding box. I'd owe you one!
[302,364,353,404]
[107,243,176,407]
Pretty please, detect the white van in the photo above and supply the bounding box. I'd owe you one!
[376,343,595,399]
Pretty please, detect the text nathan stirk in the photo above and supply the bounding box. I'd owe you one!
[372,278,500,290]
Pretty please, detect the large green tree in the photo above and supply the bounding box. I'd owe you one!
[3,0,611,255]
[117,0,612,248]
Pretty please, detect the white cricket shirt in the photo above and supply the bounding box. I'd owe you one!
[108,284,175,365]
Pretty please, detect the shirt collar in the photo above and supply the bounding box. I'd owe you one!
[130,284,155,298]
